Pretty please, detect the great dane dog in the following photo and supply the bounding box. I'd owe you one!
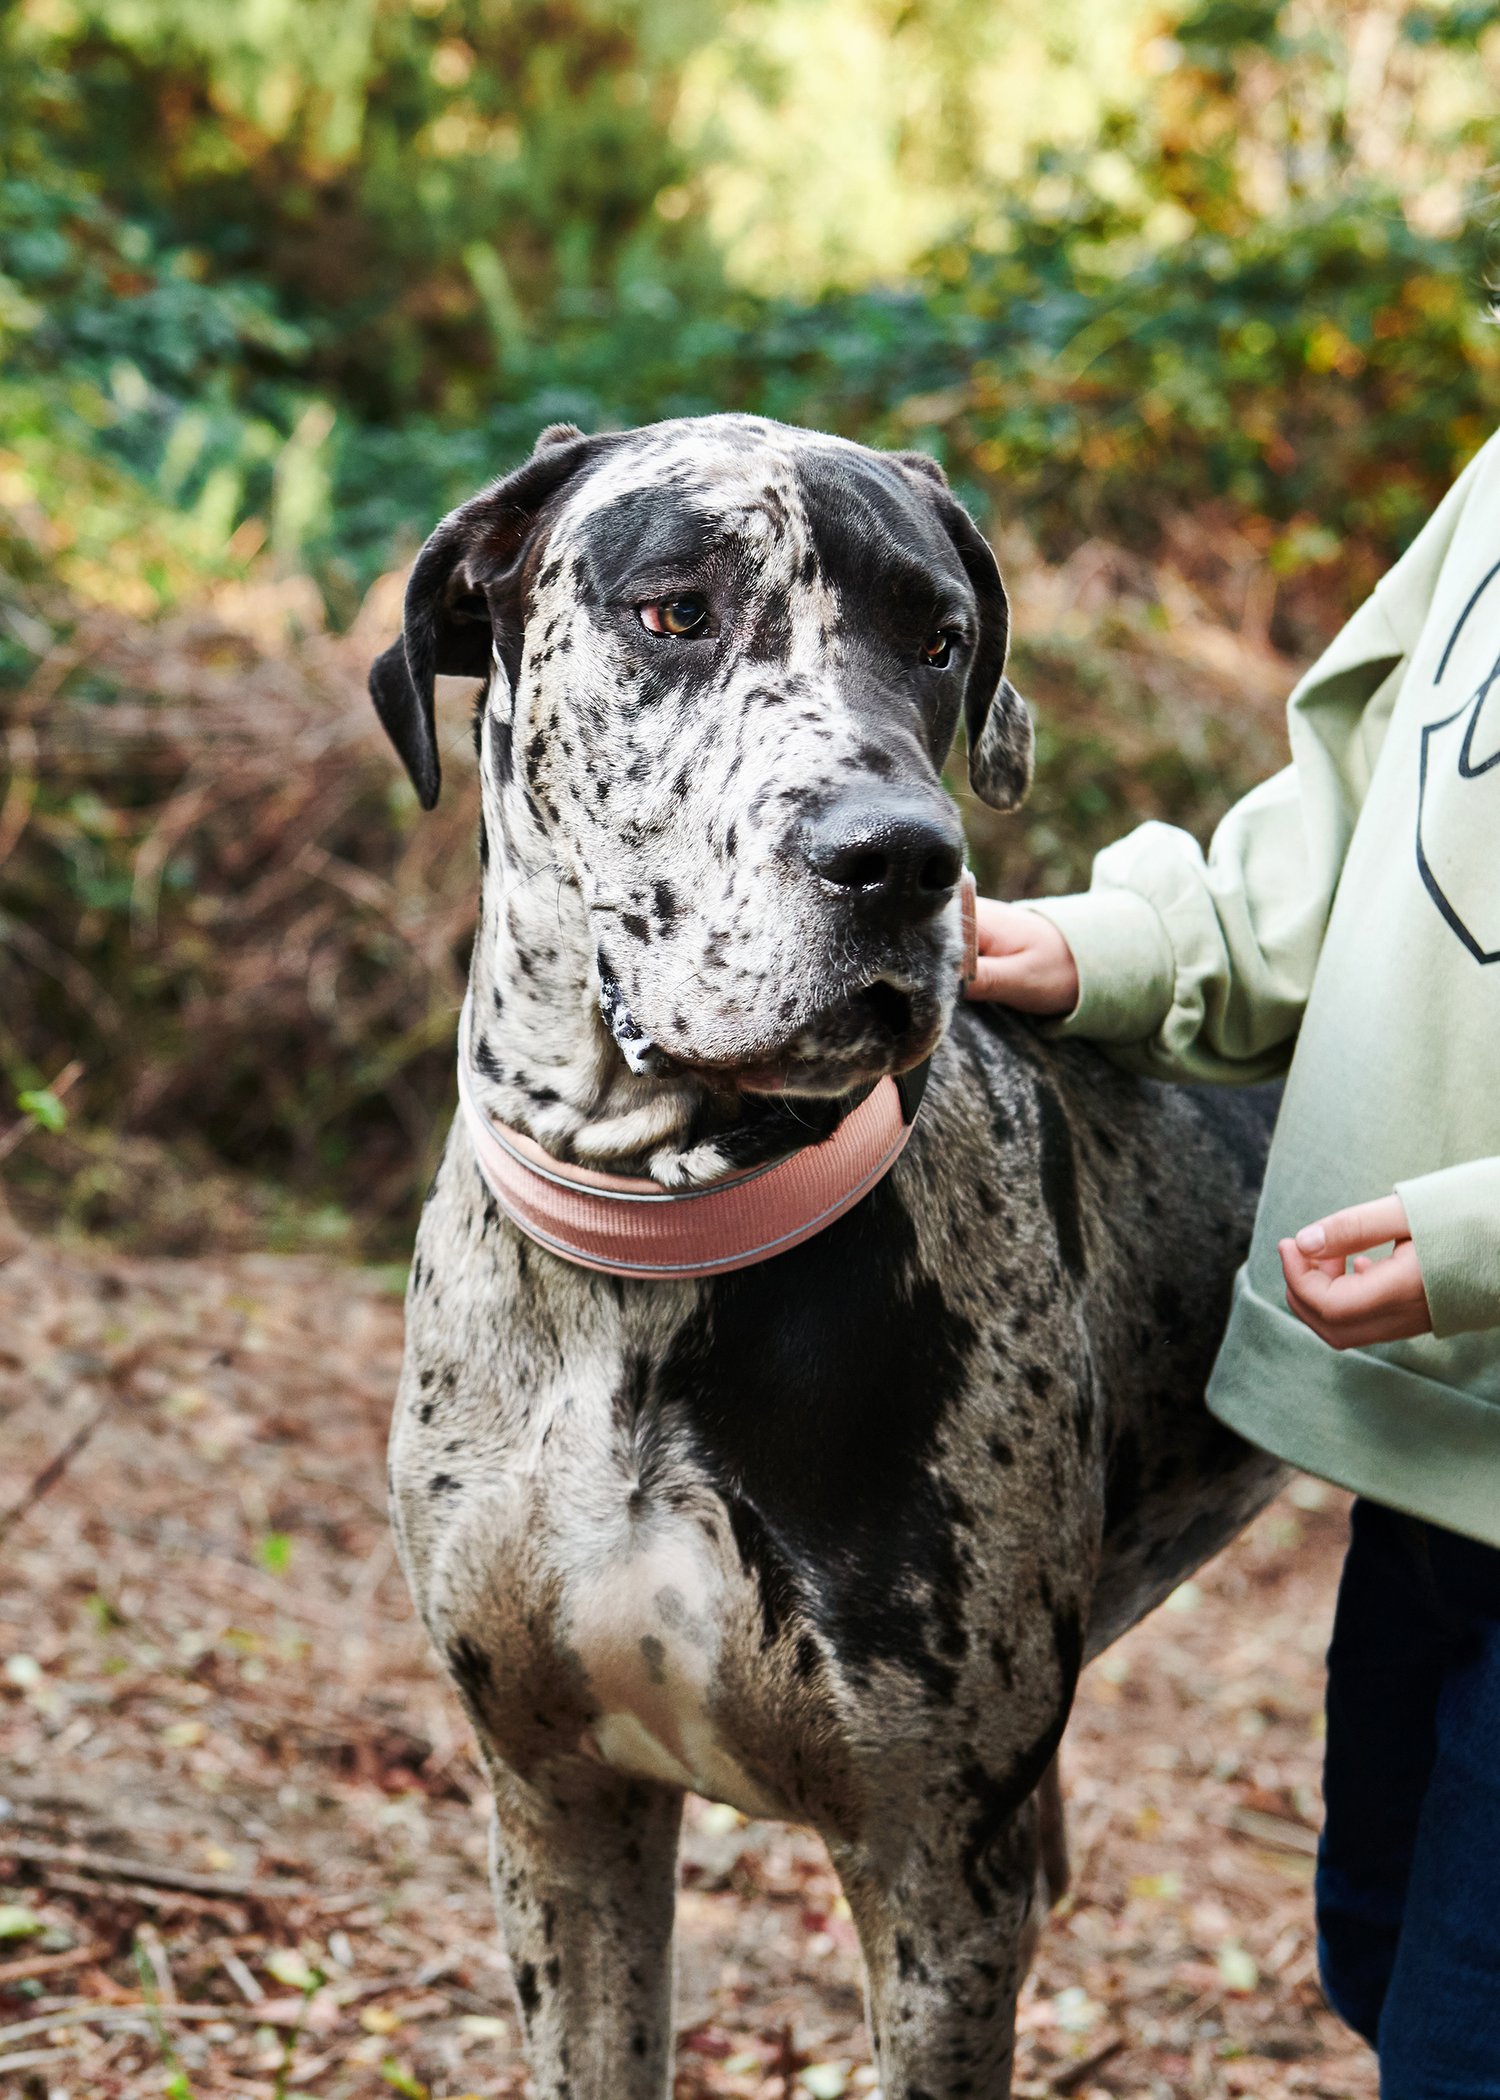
[370,415,1284,2098]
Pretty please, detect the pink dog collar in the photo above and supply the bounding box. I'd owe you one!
[457,871,979,1281]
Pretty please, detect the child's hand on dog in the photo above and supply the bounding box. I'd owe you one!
[966,897,1080,1014]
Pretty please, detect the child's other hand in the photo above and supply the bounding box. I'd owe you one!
[1279,1196,1434,1350]
[965,899,1080,1015]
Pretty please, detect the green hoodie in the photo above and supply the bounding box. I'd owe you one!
[1028,434,1500,1548]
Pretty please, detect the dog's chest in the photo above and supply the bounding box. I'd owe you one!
[392,1232,798,1810]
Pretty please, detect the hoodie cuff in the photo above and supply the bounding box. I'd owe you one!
[1021,888,1177,1044]
[1396,1159,1500,1339]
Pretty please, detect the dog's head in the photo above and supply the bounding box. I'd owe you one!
[370,414,1031,1098]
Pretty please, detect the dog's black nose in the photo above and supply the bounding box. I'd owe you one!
[803,792,964,916]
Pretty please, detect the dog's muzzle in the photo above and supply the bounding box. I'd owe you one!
[458,874,979,1281]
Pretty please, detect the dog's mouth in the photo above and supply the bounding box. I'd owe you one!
[694,975,941,1097]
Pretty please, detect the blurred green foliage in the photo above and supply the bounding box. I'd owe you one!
[5,0,1500,1248]
[5,0,1500,616]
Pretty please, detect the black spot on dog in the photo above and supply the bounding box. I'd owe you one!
[989,1631,1015,1689]
[1034,1081,1085,1279]
[955,1014,1016,1143]
[658,1177,976,1700]
[491,715,514,787]
[449,1636,493,1710]
[725,1493,800,1643]
[744,589,793,666]
[612,1350,651,1428]
[573,484,722,602]
[957,1717,1068,1919]
[514,1961,540,2018]
[854,741,897,779]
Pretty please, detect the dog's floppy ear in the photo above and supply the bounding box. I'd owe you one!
[896,455,1034,811]
[893,448,950,490]
[938,493,1034,812]
[368,425,617,808]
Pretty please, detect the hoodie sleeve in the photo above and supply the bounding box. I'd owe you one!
[1397,1160,1500,1338]
[1021,444,1490,1086]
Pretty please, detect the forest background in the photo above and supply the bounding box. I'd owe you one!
[6,0,1500,1259]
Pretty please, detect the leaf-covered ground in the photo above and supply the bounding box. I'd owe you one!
[0,1238,1377,2099]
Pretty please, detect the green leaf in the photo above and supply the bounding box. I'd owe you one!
[257,1532,292,1575]
[16,1087,66,1133]
[1217,1942,1260,1992]
[380,2059,429,2099]
[0,1904,45,1939]
[264,1947,320,1992]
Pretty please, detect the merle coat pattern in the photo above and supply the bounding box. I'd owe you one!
[370,415,1284,2099]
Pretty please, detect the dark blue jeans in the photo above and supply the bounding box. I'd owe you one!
[1317,1497,1500,2096]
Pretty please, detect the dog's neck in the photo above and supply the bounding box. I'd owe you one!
[463,674,850,1187]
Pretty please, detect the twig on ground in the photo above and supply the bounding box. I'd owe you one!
[1223,1808,1320,1857]
[0,1942,108,1988]
[36,1870,252,1920]
[0,1835,318,1901]
[1051,2028,1126,2093]
[0,1998,321,2049]
[0,1389,111,1549]
[217,1949,264,2005]
[0,2045,75,2074]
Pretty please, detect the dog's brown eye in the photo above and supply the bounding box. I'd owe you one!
[921,630,955,667]
[639,595,709,638]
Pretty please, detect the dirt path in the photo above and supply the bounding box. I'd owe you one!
[0,1241,1375,2099]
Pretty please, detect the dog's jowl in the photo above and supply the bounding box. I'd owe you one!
[370,415,1282,2098]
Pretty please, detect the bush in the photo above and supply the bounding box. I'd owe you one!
[5,0,1500,1247]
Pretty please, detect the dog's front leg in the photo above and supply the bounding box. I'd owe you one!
[835,1783,1044,2100]
[486,1758,683,2100]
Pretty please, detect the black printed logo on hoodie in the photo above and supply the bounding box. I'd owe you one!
[1419,559,1500,964]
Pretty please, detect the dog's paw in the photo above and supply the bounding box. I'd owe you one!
[647,1141,733,1189]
